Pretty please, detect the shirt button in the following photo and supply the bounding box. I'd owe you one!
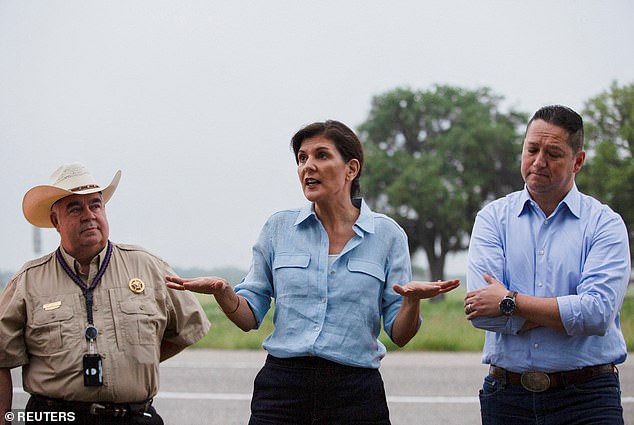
[534,343,539,349]
[330,270,336,275]
[321,298,326,303]
[544,219,548,225]
[538,282,543,287]
[313,325,319,331]
[539,250,544,255]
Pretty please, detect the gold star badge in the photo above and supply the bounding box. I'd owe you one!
[128,278,145,294]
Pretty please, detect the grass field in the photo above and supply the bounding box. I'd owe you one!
[193,286,634,352]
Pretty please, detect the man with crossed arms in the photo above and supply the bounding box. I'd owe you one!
[465,105,629,424]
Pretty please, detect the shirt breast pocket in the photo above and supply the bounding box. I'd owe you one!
[273,253,311,297]
[30,303,77,354]
[119,299,159,345]
[346,258,386,304]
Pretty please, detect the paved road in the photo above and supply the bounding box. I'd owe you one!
[10,349,634,424]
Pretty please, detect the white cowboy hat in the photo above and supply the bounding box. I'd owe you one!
[22,162,121,228]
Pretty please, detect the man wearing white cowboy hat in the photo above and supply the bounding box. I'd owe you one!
[0,163,210,425]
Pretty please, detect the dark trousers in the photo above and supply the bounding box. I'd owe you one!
[249,355,391,425]
[479,372,624,425]
[25,395,163,425]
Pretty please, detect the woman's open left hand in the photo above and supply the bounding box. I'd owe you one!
[393,279,460,300]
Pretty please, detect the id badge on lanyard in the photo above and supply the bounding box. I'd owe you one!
[57,242,112,387]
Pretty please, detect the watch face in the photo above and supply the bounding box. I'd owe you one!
[500,298,516,316]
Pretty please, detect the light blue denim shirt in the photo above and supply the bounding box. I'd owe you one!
[467,184,630,372]
[235,198,413,369]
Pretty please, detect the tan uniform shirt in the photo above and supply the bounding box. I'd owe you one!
[0,242,210,403]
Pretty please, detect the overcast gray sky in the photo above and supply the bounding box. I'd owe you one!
[1,0,633,275]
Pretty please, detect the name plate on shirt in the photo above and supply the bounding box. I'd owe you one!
[43,301,62,311]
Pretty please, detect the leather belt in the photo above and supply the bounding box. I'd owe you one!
[489,363,616,393]
[31,395,153,417]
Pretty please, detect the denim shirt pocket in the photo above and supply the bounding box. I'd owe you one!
[347,258,386,282]
[346,258,386,307]
[273,253,311,297]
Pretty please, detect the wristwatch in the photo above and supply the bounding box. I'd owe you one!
[499,291,518,316]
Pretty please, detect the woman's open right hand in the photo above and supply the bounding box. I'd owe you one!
[165,275,229,295]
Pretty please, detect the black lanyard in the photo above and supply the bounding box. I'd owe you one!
[56,241,113,341]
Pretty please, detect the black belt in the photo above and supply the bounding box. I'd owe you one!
[489,363,616,393]
[266,354,365,370]
[31,395,153,417]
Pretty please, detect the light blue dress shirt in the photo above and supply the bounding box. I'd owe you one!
[467,184,630,372]
[235,199,413,369]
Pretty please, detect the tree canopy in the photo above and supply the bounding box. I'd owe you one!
[358,85,526,280]
[577,81,634,262]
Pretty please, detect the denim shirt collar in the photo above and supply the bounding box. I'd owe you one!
[294,198,375,234]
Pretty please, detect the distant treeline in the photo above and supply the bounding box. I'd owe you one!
[0,264,431,290]
[173,266,248,286]
[0,267,248,290]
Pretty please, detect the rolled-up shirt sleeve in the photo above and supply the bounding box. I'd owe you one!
[382,227,414,339]
[557,209,630,336]
[234,217,275,327]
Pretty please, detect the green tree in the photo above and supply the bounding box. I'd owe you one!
[577,81,634,262]
[358,85,526,282]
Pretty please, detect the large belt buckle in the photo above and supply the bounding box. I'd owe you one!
[520,371,551,392]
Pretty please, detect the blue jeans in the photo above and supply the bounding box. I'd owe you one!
[248,355,391,425]
[479,371,623,425]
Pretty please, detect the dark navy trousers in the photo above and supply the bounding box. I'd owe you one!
[249,354,391,425]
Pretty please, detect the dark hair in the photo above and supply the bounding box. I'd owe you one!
[291,120,364,198]
[527,105,584,152]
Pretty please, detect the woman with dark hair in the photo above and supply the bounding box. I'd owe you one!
[167,120,459,424]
